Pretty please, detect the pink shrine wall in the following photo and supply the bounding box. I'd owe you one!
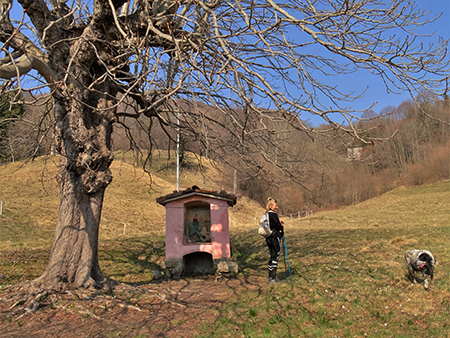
[164,195,231,261]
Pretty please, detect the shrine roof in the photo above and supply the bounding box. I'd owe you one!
[156,185,237,207]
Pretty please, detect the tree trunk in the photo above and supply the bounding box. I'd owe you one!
[35,91,114,290]
[36,177,107,289]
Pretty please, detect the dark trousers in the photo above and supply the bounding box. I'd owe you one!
[266,233,282,279]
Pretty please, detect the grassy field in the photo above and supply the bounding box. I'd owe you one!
[1,155,450,337]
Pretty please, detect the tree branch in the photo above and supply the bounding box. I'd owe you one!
[0,53,57,85]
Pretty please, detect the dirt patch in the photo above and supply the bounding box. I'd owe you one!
[0,275,264,338]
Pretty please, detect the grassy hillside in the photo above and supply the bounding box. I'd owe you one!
[1,155,450,337]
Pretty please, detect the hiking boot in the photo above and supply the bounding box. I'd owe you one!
[269,278,281,283]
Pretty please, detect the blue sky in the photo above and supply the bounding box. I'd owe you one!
[334,1,450,116]
[295,1,450,126]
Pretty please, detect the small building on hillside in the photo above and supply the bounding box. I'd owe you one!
[346,145,363,161]
[156,186,238,278]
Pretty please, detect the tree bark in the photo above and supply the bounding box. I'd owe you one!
[35,90,115,290]
[36,178,107,289]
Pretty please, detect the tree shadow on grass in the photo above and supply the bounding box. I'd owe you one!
[100,236,166,284]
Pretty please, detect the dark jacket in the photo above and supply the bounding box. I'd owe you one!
[267,210,283,237]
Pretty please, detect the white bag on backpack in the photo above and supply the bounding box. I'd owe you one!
[258,212,272,237]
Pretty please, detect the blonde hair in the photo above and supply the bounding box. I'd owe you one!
[265,197,277,212]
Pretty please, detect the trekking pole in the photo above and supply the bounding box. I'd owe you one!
[283,236,293,283]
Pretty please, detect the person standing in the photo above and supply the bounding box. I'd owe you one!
[265,197,284,283]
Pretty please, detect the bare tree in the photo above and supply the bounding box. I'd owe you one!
[0,86,24,161]
[0,0,447,296]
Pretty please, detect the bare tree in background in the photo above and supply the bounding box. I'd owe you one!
[0,0,447,295]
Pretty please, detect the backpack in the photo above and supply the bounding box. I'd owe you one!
[258,212,272,237]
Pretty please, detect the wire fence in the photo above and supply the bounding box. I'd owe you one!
[101,217,129,234]
[254,210,314,224]
[283,210,314,221]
